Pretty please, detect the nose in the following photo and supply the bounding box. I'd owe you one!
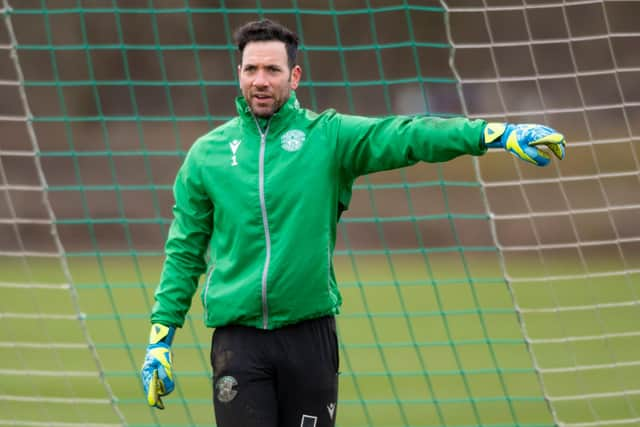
[252,70,268,87]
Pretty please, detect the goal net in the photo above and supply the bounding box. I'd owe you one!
[1,1,638,426]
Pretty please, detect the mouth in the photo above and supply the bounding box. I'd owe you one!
[253,93,272,101]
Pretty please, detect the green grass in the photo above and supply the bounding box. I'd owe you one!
[2,252,639,426]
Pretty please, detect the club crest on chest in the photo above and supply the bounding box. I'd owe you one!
[281,129,305,152]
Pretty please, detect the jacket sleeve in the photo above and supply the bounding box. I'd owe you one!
[335,113,487,179]
[151,143,213,327]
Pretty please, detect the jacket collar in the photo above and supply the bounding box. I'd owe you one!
[235,91,301,134]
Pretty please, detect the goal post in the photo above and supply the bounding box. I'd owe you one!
[445,2,640,425]
[1,1,639,426]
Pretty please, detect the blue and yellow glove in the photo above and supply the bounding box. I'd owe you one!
[483,122,566,166]
[141,324,176,409]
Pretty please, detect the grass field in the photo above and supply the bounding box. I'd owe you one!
[3,251,639,427]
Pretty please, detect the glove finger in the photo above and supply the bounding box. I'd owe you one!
[529,133,565,159]
[157,364,174,395]
[547,142,565,159]
[147,370,160,408]
[531,141,565,160]
[156,396,165,410]
[506,131,548,166]
[525,145,550,167]
[152,371,167,409]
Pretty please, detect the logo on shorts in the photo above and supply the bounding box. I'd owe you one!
[281,129,305,152]
[215,375,238,403]
[327,402,336,419]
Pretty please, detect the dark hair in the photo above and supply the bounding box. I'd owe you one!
[233,19,299,69]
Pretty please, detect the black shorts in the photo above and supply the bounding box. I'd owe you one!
[210,315,340,427]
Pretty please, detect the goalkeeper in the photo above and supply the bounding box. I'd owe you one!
[141,18,566,427]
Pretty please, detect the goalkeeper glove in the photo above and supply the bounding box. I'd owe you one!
[483,122,566,166]
[141,323,176,409]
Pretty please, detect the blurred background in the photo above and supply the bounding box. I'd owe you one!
[1,1,639,426]
[2,0,639,252]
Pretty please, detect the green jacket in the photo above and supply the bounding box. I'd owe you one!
[151,92,487,330]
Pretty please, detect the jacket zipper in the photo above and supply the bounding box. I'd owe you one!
[255,118,271,329]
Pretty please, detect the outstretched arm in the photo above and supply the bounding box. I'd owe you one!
[335,113,488,179]
[334,113,566,181]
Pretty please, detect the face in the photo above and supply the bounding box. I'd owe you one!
[238,41,301,119]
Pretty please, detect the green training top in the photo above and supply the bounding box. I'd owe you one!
[151,92,487,330]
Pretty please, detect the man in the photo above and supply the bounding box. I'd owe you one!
[141,19,565,427]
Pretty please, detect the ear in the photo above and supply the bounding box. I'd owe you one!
[289,65,302,90]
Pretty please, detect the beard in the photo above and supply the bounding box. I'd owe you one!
[249,93,285,118]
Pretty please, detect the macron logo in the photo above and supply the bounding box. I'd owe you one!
[229,139,241,166]
[327,403,336,419]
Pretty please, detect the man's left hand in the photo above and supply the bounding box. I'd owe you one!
[483,122,566,166]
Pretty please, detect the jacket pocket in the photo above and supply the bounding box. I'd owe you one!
[202,265,216,321]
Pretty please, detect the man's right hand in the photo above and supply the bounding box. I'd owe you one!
[141,324,176,409]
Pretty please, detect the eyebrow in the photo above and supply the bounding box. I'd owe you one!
[242,63,283,71]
